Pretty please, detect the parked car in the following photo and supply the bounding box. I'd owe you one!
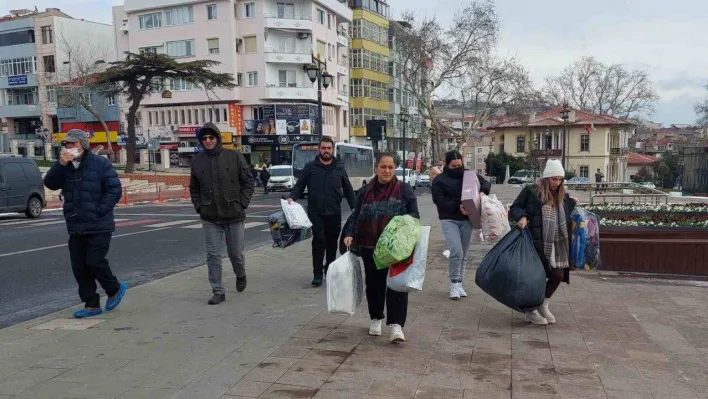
[508,169,538,185]
[417,173,430,187]
[266,165,296,192]
[394,168,417,188]
[640,181,656,189]
[0,155,46,218]
[564,177,590,185]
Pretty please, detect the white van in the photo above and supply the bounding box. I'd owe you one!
[394,168,418,188]
[266,165,296,192]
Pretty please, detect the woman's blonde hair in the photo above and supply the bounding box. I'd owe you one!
[536,178,565,206]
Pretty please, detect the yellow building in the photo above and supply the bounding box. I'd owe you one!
[488,106,634,182]
[347,0,391,143]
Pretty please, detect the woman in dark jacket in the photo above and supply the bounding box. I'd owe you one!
[509,159,576,325]
[343,151,419,344]
[432,150,490,300]
[260,166,270,194]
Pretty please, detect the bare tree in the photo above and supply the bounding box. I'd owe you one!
[49,32,115,157]
[695,84,708,127]
[544,56,659,119]
[393,0,499,162]
[454,54,538,148]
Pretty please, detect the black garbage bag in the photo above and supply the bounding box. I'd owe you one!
[269,211,312,248]
[475,228,546,313]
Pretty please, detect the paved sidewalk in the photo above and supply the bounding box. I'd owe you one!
[3,190,708,398]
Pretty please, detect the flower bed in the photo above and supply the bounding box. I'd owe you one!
[600,214,708,229]
[585,203,708,214]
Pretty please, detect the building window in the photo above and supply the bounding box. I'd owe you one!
[343,110,347,127]
[247,71,258,87]
[327,13,331,29]
[236,72,243,86]
[46,86,56,103]
[139,46,159,54]
[317,40,326,59]
[107,95,116,106]
[579,166,589,178]
[244,36,257,53]
[516,136,525,153]
[207,38,220,54]
[187,109,192,124]
[277,3,295,18]
[43,55,55,73]
[206,4,218,20]
[317,8,325,24]
[138,12,162,30]
[171,78,196,91]
[223,108,228,122]
[0,57,36,76]
[166,39,195,58]
[40,26,53,44]
[166,6,194,26]
[580,134,590,152]
[278,70,297,87]
[244,2,256,18]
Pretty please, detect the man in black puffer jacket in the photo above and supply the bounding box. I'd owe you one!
[190,123,255,304]
[287,136,356,286]
[44,129,127,319]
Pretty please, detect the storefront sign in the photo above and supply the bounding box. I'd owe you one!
[228,103,244,132]
[8,75,27,86]
[177,126,200,137]
[53,131,119,144]
[242,103,320,136]
[243,134,311,145]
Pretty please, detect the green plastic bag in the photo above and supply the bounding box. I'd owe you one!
[374,215,421,269]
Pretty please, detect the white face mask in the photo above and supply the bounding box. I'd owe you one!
[66,148,81,157]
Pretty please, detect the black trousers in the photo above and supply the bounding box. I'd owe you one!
[309,213,341,277]
[360,248,408,327]
[68,233,120,308]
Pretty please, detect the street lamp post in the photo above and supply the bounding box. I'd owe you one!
[488,142,494,183]
[533,132,539,178]
[400,106,409,183]
[304,53,333,139]
[560,103,570,172]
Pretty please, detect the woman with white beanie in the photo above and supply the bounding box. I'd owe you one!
[509,159,577,325]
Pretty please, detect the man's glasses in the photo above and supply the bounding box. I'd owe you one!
[201,135,216,142]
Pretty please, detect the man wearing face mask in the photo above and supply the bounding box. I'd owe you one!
[432,150,491,300]
[190,123,255,305]
[286,136,356,287]
[43,129,127,318]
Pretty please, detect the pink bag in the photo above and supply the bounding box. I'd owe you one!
[461,171,482,229]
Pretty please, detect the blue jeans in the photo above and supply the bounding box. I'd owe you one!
[441,219,473,283]
[203,221,246,295]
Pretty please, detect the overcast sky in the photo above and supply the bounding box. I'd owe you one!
[4,0,706,125]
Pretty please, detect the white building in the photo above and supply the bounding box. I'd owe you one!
[113,0,352,167]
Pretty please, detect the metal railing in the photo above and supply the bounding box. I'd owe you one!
[263,47,310,54]
[263,13,311,20]
[565,182,670,206]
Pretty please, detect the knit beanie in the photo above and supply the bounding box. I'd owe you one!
[543,159,565,178]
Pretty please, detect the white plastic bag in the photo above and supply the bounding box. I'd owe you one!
[327,251,363,315]
[280,199,313,229]
[481,194,511,242]
[387,226,430,292]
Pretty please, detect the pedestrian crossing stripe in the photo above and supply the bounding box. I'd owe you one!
[141,220,198,228]
[180,221,266,230]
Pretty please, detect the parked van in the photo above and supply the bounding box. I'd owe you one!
[0,156,46,218]
[266,165,296,192]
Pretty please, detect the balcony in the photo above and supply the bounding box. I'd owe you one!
[265,83,316,101]
[264,48,311,64]
[0,103,41,118]
[337,33,348,47]
[263,14,313,31]
[338,91,349,107]
[336,62,348,76]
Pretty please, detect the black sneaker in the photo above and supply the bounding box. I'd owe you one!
[311,276,323,287]
[208,294,225,305]
[236,276,247,292]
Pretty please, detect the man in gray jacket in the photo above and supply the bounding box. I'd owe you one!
[190,123,255,304]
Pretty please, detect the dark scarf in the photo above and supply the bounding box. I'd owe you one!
[354,176,403,248]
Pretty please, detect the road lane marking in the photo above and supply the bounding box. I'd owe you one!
[182,221,267,230]
[182,223,203,229]
[0,226,175,258]
[142,220,197,228]
[115,219,161,228]
[27,218,130,228]
[0,219,59,226]
[261,228,271,232]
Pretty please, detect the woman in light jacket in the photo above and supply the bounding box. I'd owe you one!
[343,151,419,343]
[509,159,576,325]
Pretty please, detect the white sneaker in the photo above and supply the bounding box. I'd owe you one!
[457,283,468,298]
[449,283,460,300]
[390,324,405,343]
[524,310,549,325]
[442,249,450,258]
[538,299,555,324]
[369,319,382,336]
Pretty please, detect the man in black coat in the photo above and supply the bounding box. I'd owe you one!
[287,136,356,286]
[190,123,255,304]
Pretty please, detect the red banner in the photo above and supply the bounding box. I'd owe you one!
[228,103,243,133]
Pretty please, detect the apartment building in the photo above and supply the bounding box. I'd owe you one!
[113,0,352,167]
[347,0,390,144]
[0,8,114,155]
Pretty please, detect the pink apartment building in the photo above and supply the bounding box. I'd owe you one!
[112,0,351,167]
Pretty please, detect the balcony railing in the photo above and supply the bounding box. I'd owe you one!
[263,13,312,20]
[339,90,348,97]
[266,82,313,88]
[264,47,310,54]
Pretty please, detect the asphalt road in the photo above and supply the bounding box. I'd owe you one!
[0,190,298,329]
